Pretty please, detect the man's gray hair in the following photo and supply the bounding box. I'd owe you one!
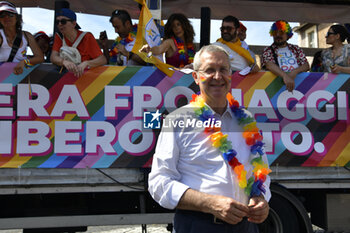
[193,45,231,71]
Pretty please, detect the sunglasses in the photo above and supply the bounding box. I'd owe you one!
[0,11,15,18]
[55,19,72,25]
[220,26,235,32]
[326,32,337,38]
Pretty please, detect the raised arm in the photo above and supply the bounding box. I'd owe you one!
[99,31,110,63]
[140,38,174,56]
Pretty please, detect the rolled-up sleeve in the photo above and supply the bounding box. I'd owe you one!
[148,125,190,209]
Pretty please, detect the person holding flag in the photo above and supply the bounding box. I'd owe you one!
[139,13,196,68]
[131,0,175,77]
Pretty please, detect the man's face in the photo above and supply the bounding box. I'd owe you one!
[111,17,130,38]
[273,30,288,46]
[221,21,237,42]
[193,51,231,108]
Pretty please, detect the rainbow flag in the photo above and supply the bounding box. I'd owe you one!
[0,63,349,168]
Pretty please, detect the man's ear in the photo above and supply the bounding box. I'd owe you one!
[192,71,199,85]
[125,20,131,28]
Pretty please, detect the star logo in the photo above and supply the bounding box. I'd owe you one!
[143,110,162,129]
[150,110,162,122]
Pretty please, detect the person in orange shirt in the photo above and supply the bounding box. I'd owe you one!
[50,8,106,77]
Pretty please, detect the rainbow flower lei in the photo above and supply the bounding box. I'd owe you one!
[173,37,195,68]
[190,93,271,197]
[109,25,137,65]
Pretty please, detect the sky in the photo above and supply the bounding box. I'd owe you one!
[20,7,299,46]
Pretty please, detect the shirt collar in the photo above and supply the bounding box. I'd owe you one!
[271,42,290,49]
[204,100,234,119]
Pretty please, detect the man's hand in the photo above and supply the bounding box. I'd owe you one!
[116,44,128,57]
[250,64,260,74]
[282,73,295,92]
[208,195,249,225]
[288,69,299,80]
[247,196,269,223]
[177,189,249,225]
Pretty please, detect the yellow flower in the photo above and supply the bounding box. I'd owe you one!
[192,95,205,108]
[238,170,247,188]
[252,162,268,173]
[243,122,257,132]
[211,132,227,148]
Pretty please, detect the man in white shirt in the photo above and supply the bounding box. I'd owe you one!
[262,20,309,92]
[148,45,270,233]
[213,16,259,74]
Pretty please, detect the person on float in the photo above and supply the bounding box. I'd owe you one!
[262,20,309,92]
[140,13,195,68]
[321,24,350,74]
[99,9,145,66]
[51,8,106,77]
[0,1,43,74]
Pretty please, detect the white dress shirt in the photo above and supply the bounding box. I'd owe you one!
[213,41,250,71]
[148,103,271,210]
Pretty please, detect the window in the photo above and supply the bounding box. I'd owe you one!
[305,25,318,48]
[308,31,315,48]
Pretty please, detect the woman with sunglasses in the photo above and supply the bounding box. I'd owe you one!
[0,1,43,74]
[321,24,350,74]
[51,8,106,77]
[140,13,195,68]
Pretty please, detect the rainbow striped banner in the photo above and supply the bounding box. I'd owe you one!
[0,63,349,168]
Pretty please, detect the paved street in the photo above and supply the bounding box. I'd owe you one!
[0,225,170,233]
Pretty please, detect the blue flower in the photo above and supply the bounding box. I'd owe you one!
[251,141,265,155]
[250,180,265,197]
[223,149,237,161]
[199,109,214,121]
